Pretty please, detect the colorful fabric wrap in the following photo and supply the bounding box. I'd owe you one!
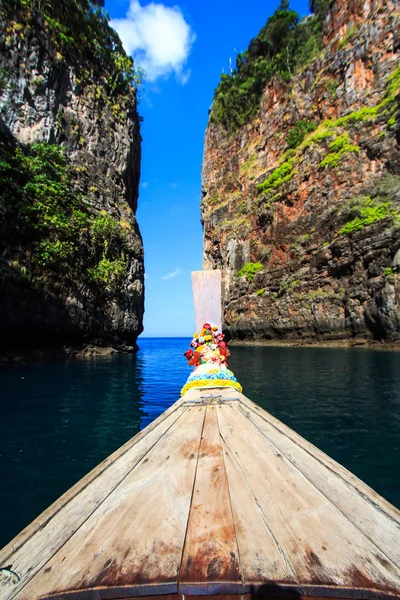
[181,364,243,396]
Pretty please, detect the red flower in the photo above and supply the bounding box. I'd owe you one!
[218,341,227,348]
[216,333,225,341]
[202,323,211,330]
[184,349,194,359]
[190,341,198,348]
[189,354,200,366]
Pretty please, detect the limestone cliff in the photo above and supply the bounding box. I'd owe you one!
[0,0,144,353]
[202,0,400,344]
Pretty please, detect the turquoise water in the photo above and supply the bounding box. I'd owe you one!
[0,339,399,548]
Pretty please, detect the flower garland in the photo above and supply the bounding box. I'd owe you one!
[183,323,230,367]
[181,379,242,394]
[181,323,243,396]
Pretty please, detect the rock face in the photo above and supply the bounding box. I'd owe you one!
[0,1,144,352]
[202,0,400,344]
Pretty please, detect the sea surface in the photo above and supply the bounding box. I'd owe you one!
[1,338,400,548]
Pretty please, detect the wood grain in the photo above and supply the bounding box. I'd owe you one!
[12,406,205,600]
[218,405,297,591]
[179,406,242,594]
[235,391,400,526]
[2,387,400,600]
[236,403,400,568]
[0,395,186,565]
[1,403,187,600]
[192,270,222,332]
[217,404,400,597]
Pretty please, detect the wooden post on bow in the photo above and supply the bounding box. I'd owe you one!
[191,270,222,333]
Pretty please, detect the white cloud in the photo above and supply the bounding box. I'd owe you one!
[144,273,150,280]
[162,268,181,280]
[111,1,195,83]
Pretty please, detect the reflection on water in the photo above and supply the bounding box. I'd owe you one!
[137,338,191,429]
[0,356,145,548]
[229,346,400,510]
[0,338,191,547]
[0,340,399,548]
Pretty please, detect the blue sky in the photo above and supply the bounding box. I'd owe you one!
[105,0,311,337]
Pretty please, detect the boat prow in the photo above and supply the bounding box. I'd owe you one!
[1,387,400,600]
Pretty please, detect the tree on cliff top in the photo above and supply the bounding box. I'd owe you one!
[209,0,328,133]
[1,0,142,97]
[310,0,335,21]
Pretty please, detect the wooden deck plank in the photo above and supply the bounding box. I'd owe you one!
[0,396,186,565]
[234,391,400,526]
[218,404,298,590]
[2,386,400,600]
[179,406,242,595]
[1,401,187,600]
[217,404,400,598]
[11,405,205,600]
[236,402,400,569]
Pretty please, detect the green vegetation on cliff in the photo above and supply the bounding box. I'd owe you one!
[0,134,132,294]
[0,0,144,348]
[286,120,317,149]
[338,199,391,235]
[338,176,400,236]
[2,0,142,97]
[209,0,328,133]
[257,158,297,195]
[319,133,360,168]
[236,262,264,281]
[0,0,143,298]
[255,65,399,198]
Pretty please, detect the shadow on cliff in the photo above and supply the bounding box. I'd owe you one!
[0,120,141,359]
[0,260,137,360]
[0,261,87,359]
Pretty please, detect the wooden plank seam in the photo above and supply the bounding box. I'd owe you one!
[235,399,400,527]
[0,400,187,566]
[215,406,245,591]
[234,404,400,586]
[217,410,303,596]
[2,389,400,600]
[236,402,400,565]
[8,408,190,600]
[177,406,208,593]
[178,406,243,594]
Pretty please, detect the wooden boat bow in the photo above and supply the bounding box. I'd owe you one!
[1,387,400,600]
[1,271,400,599]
